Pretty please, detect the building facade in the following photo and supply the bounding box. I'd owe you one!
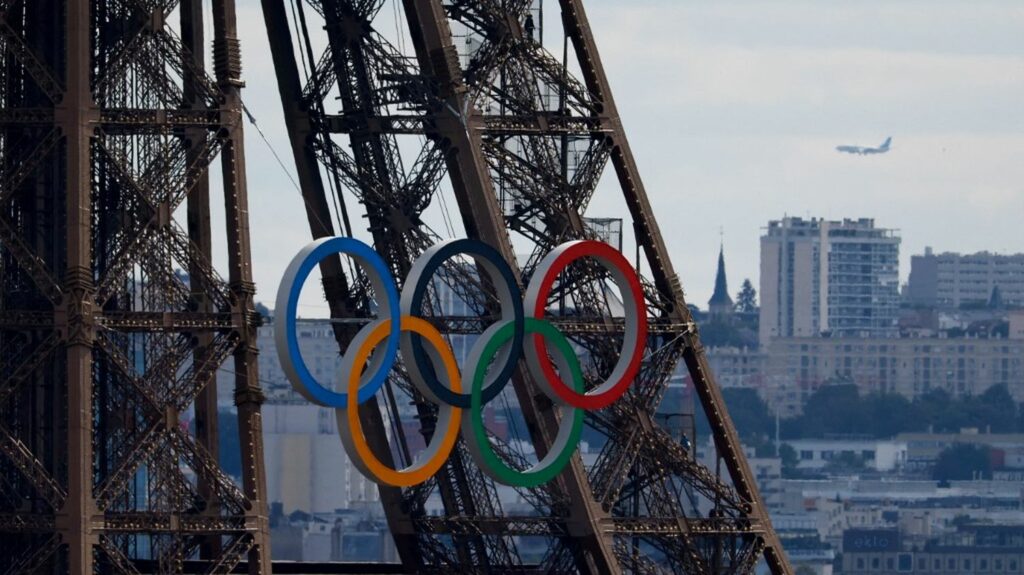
[897,431,1024,470]
[262,402,381,514]
[704,346,767,389]
[906,248,1024,308]
[703,329,1024,416]
[762,335,1024,409]
[760,217,901,342]
[786,438,908,472]
[842,526,1024,575]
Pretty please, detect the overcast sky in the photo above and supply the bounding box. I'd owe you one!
[228,0,1024,312]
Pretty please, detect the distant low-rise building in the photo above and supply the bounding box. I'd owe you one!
[906,247,1024,308]
[269,506,397,563]
[701,332,1023,416]
[761,335,1024,408]
[776,476,1024,551]
[842,525,1024,575]
[896,430,1024,470]
[1011,310,1024,340]
[785,438,908,472]
[704,346,767,388]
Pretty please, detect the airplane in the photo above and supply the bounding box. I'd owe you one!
[836,137,892,155]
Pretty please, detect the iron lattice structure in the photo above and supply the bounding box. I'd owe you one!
[263,0,792,574]
[0,1,270,573]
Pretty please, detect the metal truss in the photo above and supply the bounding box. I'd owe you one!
[259,0,793,573]
[262,0,792,574]
[0,1,270,573]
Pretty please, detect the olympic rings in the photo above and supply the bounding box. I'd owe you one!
[337,316,462,487]
[525,240,648,409]
[275,236,648,488]
[401,239,524,408]
[463,318,584,488]
[275,236,400,407]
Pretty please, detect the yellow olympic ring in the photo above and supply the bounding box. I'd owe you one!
[336,316,462,487]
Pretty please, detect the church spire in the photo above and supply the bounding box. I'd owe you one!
[708,242,734,319]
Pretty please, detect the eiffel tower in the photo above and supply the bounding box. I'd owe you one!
[0,1,270,573]
[261,0,793,573]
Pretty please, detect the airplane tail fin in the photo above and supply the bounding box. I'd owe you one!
[881,136,892,149]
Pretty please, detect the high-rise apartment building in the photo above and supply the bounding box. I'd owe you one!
[906,248,1024,308]
[760,217,900,342]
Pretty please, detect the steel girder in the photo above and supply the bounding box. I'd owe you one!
[0,0,270,573]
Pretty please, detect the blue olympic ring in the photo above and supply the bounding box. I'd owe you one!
[274,236,400,407]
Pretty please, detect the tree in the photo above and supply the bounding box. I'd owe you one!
[827,451,865,471]
[750,436,777,458]
[700,321,745,347]
[695,387,773,442]
[951,514,973,528]
[988,285,1003,309]
[932,444,991,481]
[864,393,920,437]
[914,388,963,433]
[773,383,1024,444]
[913,385,1018,434]
[722,387,774,439]
[788,384,863,438]
[779,443,799,478]
[973,385,1018,433]
[735,279,757,313]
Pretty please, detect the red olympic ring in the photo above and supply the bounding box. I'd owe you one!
[524,240,648,410]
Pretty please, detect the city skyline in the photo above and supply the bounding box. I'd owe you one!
[229,0,1024,314]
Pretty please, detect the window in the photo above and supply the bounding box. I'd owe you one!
[918,558,926,571]
[898,554,912,572]
[948,558,956,570]
[981,558,988,570]
[800,450,813,460]
[887,557,895,569]
[857,557,866,569]
[872,557,880,569]
[994,559,1002,571]
[965,559,972,571]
